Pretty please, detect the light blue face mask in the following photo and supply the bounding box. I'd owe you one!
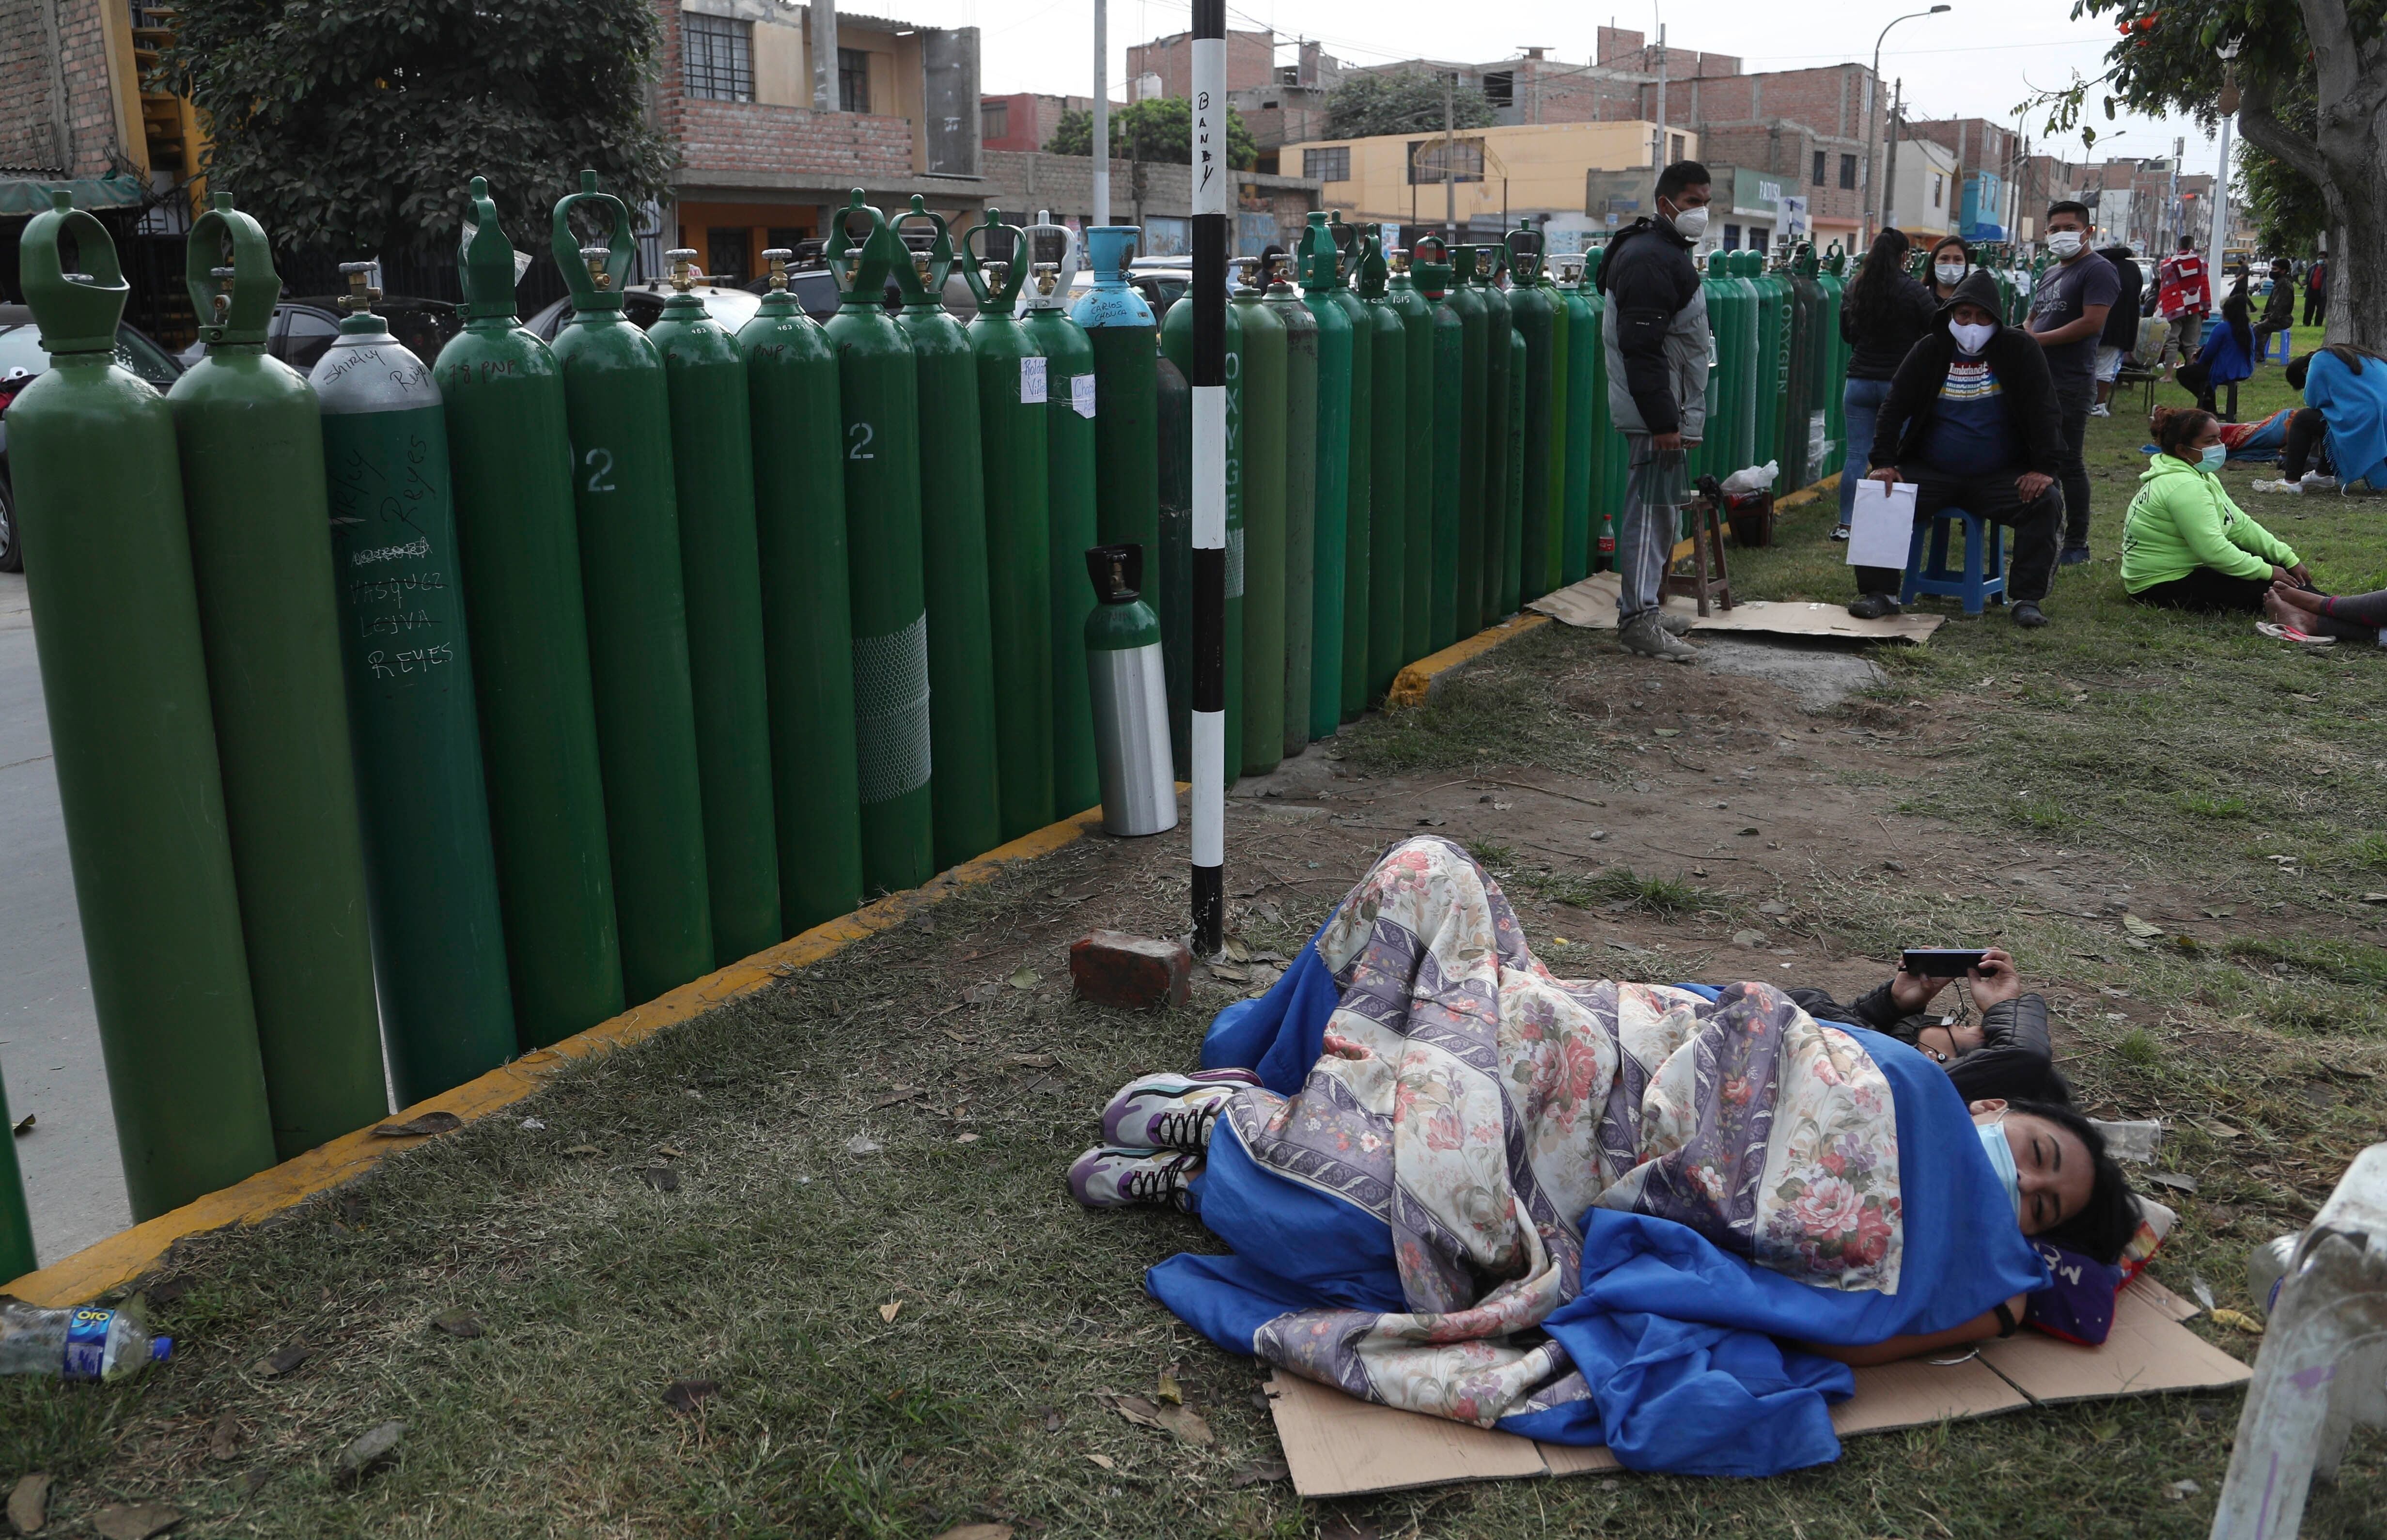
[2198,443,2229,474]
[1977,1115,2022,1222]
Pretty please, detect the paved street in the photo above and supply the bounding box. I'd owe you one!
[0,570,132,1267]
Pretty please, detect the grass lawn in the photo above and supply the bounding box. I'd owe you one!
[4,328,2384,1538]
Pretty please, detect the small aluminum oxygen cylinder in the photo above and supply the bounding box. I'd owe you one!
[1083,544,1177,838]
[2247,1233,2300,1316]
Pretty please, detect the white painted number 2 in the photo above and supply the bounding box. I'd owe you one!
[584,447,615,493]
[848,421,875,460]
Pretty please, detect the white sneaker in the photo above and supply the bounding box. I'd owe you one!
[2300,473,2339,491]
[2089,403,2112,418]
[2250,479,2303,494]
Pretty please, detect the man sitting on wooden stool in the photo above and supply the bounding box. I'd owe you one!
[1848,270,2065,630]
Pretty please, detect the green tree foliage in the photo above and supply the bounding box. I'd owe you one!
[163,0,676,255]
[1044,98,1258,170]
[1325,71,1498,140]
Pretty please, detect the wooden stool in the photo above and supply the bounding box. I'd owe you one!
[1664,492,1735,617]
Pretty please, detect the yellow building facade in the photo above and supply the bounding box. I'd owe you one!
[1279,120,1696,234]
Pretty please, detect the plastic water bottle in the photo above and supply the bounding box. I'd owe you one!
[2090,1118,2164,1164]
[0,1301,172,1382]
[2247,1234,2301,1316]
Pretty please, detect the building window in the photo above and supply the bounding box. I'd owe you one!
[1932,173,1943,209]
[1303,146,1350,182]
[706,228,752,285]
[1812,150,1826,185]
[683,14,753,103]
[1669,132,1685,162]
[1840,153,1857,190]
[1408,138,1484,185]
[1722,223,1741,250]
[983,100,1009,141]
[1482,71,1513,108]
[839,47,870,113]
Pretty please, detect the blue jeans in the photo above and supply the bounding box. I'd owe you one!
[1838,377,1894,525]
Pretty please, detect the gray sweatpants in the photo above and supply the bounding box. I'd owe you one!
[1616,433,1688,621]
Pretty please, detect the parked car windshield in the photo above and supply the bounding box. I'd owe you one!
[0,317,183,387]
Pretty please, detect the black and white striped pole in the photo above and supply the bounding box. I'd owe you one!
[1189,0,1228,956]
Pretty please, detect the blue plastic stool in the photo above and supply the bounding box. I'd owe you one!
[2260,327,2294,364]
[1901,506,2007,616]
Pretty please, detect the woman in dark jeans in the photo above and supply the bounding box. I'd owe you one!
[1835,228,1939,539]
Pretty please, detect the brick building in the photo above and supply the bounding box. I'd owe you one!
[980,92,1090,155]
[3,0,199,214]
[1904,117,2027,242]
[1125,27,1276,101]
[1233,40,1344,154]
[655,0,983,284]
[2066,158,2216,255]
[976,151,1320,254]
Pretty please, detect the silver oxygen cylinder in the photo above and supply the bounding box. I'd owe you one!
[1083,543,1178,837]
[2247,1233,2300,1316]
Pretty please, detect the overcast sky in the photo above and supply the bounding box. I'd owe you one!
[906,0,2223,176]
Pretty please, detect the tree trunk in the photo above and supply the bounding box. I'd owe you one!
[2315,122,2387,349]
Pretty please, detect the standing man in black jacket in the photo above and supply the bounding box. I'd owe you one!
[2091,244,2145,418]
[1595,160,1714,664]
[1849,269,2064,627]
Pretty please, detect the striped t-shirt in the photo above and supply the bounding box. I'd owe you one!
[1924,355,2018,476]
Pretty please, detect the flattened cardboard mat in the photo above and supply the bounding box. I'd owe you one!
[1528,571,1948,642]
[1265,1277,2252,1498]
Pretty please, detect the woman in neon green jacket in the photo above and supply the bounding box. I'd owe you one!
[2122,407,2311,612]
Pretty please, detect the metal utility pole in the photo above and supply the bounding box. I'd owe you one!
[1189,0,1227,954]
[812,0,840,112]
[1866,6,1949,244]
[1093,0,1109,225]
[1881,78,1903,230]
[2167,135,2183,251]
[1653,25,1667,172]
[1443,70,1456,238]
[2208,113,2234,266]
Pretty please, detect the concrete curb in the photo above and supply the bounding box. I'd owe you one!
[1384,614,1550,708]
[2,805,1110,1307]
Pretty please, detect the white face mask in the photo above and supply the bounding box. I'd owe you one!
[1976,1115,2022,1222]
[1934,262,1967,286]
[1949,319,1996,354]
[2048,231,2085,260]
[1666,202,1710,241]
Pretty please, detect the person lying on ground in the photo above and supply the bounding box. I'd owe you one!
[1786,947,2066,1104]
[2122,407,2310,614]
[1067,836,2137,1476]
[2262,344,2387,495]
[2265,578,2387,644]
[2150,403,2310,469]
[1848,269,2063,629]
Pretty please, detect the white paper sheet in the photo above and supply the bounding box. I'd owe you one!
[1846,477,1919,569]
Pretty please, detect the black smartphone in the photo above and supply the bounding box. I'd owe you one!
[1901,948,1990,977]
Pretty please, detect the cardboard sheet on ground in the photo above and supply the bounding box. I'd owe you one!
[1528,572,1946,642]
[1262,1277,2249,1498]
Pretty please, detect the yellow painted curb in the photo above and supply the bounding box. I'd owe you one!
[1385,613,1550,709]
[3,805,1111,1308]
[1776,471,1841,511]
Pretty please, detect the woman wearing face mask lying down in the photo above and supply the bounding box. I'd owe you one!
[1068,837,2138,1476]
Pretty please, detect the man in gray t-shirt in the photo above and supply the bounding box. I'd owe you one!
[2024,202,2117,560]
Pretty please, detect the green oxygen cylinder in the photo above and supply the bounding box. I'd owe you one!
[1445,247,1489,632]
[1411,237,1465,649]
[648,247,780,965]
[1295,215,1351,742]
[1782,251,1821,488]
[1478,242,1515,618]
[737,248,863,936]
[1159,264,1242,778]
[1727,251,1763,479]
[1326,215,1372,723]
[1817,244,1849,477]
[1020,217,1100,816]
[170,197,385,1158]
[1502,325,1527,613]
[1748,251,1786,472]
[1156,350,1193,763]
[7,192,276,1216]
[892,200,1000,871]
[961,211,1055,842]
[1233,266,1287,777]
[1557,256,1599,586]
[1700,252,1739,479]
[548,171,714,1004]
[0,1068,30,1277]
[1502,224,1560,605]
[822,194,933,894]
[1072,227,1159,552]
[1357,228,1405,703]
[1264,258,1318,758]
[310,263,515,1105]
[433,179,623,1047]
[1384,247,1435,665]
[1588,244,1630,570]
